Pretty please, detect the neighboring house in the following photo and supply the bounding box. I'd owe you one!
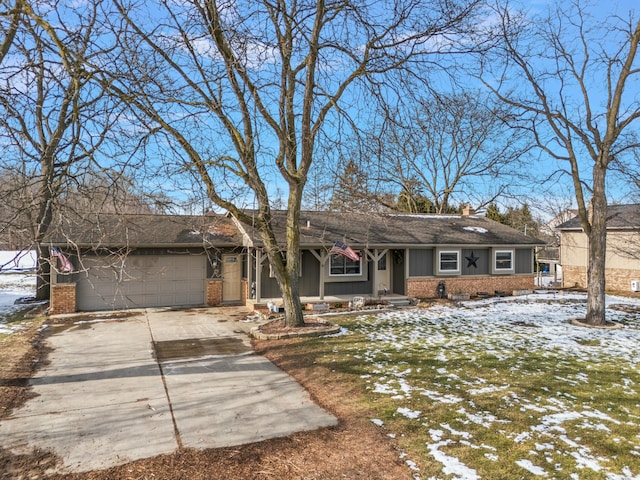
[46,208,544,314]
[535,209,578,286]
[556,204,640,292]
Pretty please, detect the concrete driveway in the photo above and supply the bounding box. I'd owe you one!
[0,307,337,474]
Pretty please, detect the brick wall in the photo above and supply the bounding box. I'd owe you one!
[407,275,535,298]
[562,265,586,288]
[607,269,640,292]
[206,279,223,306]
[49,284,77,315]
[564,265,640,292]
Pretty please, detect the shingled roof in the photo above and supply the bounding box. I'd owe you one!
[45,213,243,248]
[556,204,640,230]
[47,210,544,249]
[236,210,544,248]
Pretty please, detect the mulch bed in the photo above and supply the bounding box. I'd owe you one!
[259,316,334,334]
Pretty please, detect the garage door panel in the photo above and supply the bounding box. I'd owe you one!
[76,254,206,311]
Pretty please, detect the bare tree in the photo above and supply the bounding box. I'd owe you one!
[0,0,124,298]
[366,90,530,213]
[102,0,484,327]
[0,0,23,65]
[478,1,640,325]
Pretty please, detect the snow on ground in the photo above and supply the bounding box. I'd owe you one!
[0,250,37,272]
[0,258,38,334]
[356,292,640,479]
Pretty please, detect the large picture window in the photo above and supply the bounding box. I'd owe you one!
[439,250,460,273]
[330,254,361,276]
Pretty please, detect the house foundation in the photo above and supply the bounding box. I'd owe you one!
[407,275,535,298]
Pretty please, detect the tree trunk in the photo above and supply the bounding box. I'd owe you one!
[281,186,305,328]
[35,244,51,301]
[584,165,607,325]
[281,274,304,328]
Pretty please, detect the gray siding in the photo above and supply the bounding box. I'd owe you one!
[325,260,373,295]
[259,250,320,298]
[515,248,533,274]
[461,248,489,275]
[299,251,320,296]
[409,248,434,277]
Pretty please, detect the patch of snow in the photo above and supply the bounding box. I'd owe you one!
[441,424,472,439]
[398,407,421,419]
[406,459,420,471]
[371,418,384,427]
[516,459,548,476]
[428,439,480,480]
[463,226,488,234]
[468,384,510,395]
[0,250,37,272]
[513,432,532,443]
[420,389,463,404]
[0,269,38,334]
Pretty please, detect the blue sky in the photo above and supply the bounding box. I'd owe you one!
[10,0,635,218]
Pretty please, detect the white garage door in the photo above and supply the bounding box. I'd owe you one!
[76,254,206,311]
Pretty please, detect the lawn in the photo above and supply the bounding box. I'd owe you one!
[307,293,640,479]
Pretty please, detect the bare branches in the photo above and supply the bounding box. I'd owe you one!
[364,90,530,213]
[478,0,640,325]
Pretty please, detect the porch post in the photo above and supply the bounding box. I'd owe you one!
[310,249,327,300]
[247,247,253,297]
[319,252,325,300]
[255,249,262,303]
[368,249,377,297]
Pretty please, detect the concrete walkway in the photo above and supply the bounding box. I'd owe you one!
[0,307,337,474]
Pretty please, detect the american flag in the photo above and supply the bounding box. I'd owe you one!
[51,247,74,273]
[330,241,360,262]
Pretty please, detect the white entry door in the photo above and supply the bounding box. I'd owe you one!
[222,254,242,302]
[377,251,391,294]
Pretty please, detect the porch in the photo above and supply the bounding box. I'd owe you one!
[246,293,413,312]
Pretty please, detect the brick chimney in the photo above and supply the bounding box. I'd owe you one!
[462,205,475,216]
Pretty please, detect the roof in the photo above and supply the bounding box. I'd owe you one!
[45,213,243,248]
[237,211,545,248]
[47,210,544,249]
[556,204,640,230]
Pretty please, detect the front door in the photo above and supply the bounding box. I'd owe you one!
[222,254,242,302]
[377,252,391,294]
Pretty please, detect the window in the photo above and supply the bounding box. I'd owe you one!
[377,253,387,271]
[439,251,459,273]
[330,254,361,276]
[494,250,513,271]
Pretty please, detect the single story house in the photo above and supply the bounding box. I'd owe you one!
[556,203,640,292]
[46,208,545,314]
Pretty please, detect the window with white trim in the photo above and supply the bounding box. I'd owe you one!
[494,250,513,271]
[330,254,361,276]
[438,250,459,273]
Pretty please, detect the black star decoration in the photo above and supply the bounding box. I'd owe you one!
[466,251,479,268]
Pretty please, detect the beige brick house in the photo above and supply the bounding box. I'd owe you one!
[557,204,640,292]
